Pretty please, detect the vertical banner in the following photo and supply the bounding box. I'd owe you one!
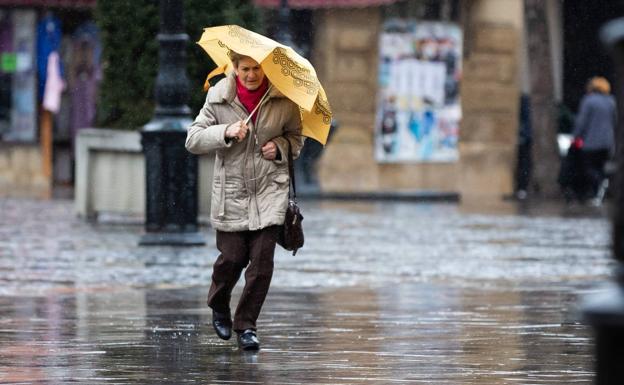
[376,20,462,163]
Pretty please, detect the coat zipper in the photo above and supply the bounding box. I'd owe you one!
[232,95,267,229]
[252,99,268,227]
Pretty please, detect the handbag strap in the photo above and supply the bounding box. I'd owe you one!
[287,142,297,201]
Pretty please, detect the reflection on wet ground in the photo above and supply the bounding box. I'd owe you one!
[0,284,596,384]
[0,198,613,383]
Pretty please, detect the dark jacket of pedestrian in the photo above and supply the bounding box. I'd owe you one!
[572,80,616,152]
[568,76,616,202]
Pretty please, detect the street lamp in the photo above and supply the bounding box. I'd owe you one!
[139,0,205,246]
[583,17,624,385]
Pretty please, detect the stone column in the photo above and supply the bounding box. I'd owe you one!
[458,0,523,201]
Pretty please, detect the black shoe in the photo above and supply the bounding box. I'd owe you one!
[237,329,260,350]
[212,310,232,340]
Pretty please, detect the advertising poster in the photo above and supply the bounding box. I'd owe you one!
[376,20,462,163]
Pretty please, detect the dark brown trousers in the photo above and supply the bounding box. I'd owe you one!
[207,225,279,332]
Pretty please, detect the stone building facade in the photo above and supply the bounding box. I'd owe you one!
[3,0,563,204]
[458,0,522,200]
[0,144,49,198]
[305,0,523,200]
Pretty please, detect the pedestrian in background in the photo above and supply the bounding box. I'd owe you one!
[571,76,616,203]
[185,51,303,350]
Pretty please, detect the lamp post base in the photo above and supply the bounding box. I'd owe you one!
[140,128,202,247]
[139,231,206,246]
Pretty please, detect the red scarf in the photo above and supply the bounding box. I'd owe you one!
[236,76,269,124]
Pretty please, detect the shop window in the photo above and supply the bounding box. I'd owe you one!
[0,9,37,142]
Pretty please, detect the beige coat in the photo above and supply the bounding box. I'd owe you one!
[185,73,303,232]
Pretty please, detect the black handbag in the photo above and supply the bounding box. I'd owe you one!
[277,144,304,255]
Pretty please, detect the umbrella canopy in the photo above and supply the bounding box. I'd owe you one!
[197,25,332,145]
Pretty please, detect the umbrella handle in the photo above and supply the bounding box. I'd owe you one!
[244,85,273,126]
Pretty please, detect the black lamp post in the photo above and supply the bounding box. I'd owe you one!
[583,17,624,384]
[139,0,205,246]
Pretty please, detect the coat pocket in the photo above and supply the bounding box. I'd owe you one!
[273,172,289,185]
[211,168,246,221]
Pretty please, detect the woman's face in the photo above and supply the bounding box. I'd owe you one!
[235,57,265,90]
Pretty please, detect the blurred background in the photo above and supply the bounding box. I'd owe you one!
[1,0,619,210]
[3,2,624,383]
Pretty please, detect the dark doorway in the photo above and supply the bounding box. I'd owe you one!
[563,0,624,113]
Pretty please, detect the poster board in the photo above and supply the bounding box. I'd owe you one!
[375,19,462,163]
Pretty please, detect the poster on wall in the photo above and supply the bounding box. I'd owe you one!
[375,19,462,163]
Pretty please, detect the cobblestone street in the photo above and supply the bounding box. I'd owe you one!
[0,198,615,384]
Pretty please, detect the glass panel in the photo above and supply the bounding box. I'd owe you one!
[3,10,37,142]
[0,10,13,138]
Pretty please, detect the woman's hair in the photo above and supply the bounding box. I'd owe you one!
[228,51,249,67]
[587,76,611,94]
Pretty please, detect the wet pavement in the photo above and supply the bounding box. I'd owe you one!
[0,198,615,384]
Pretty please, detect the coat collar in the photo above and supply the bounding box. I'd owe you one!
[208,71,285,104]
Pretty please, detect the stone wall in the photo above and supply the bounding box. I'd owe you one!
[313,8,380,192]
[314,7,459,194]
[0,144,50,199]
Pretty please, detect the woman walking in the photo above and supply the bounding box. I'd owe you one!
[571,76,616,203]
[185,51,303,350]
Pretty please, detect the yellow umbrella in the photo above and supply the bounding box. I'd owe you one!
[197,25,332,145]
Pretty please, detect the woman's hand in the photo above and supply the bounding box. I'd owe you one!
[225,120,248,142]
[261,140,278,160]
